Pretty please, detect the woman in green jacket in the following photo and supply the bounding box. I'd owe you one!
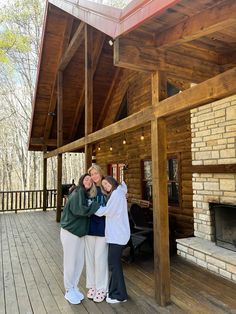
[60,173,99,305]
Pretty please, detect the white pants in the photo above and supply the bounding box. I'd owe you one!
[85,235,108,291]
[60,228,85,291]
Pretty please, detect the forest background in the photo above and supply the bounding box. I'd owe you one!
[0,0,127,192]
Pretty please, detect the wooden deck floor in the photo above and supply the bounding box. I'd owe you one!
[0,211,236,314]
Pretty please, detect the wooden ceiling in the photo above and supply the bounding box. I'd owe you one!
[29,0,236,152]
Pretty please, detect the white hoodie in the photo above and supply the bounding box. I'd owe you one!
[95,182,130,245]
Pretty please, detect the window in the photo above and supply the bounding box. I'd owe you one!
[167,157,179,206]
[108,163,125,183]
[141,160,152,202]
[141,156,180,206]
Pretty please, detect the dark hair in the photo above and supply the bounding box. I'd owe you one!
[102,176,119,197]
[78,173,97,198]
[78,173,89,188]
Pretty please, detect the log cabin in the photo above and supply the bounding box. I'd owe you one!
[29,0,236,306]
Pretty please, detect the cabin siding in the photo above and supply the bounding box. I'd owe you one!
[95,72,193,237]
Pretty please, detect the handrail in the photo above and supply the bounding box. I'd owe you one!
[0,189,57,213]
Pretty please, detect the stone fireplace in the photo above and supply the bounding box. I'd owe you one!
[176,95,236,283]
[210,202,236,252]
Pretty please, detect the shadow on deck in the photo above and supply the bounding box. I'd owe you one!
[0,211,236,314]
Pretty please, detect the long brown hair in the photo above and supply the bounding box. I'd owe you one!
[102,176,119,199]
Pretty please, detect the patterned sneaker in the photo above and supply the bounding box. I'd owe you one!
[87,287,96,299]
[65,288,81,304]
[93,289,106,302]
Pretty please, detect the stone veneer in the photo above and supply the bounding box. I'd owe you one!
[177,95,236,283]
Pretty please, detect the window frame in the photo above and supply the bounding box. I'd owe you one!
[107,163,125,183]
[140,154,181,208]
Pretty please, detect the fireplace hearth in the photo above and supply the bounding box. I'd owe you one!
[210,203,236,252]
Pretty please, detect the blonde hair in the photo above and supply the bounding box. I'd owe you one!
[88,164,103,177]
[87,182,97,198]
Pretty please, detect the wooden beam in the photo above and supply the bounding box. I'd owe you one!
[44,16,74,141]
[57,71,63,147]
[44,66,236,159]
[85,24,93,167]
[69,92,85,140]
[44,106,153,158]
[155,0,236,49]
[156,67,236,118]
[56,154,62,222]
[191,164,236,174]
[95,68,122,130]
[85,145,93,170]
[114,37,220,82]
[43,153,47,212]
[70,33,106,139]
[30,138,57,146]
[151,72,170,305]
[59,22,85,71]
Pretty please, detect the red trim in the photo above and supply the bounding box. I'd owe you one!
[28,0,50,148]
[118,0,182,37]
[48,0,182,38]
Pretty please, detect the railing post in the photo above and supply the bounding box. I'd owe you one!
[43,156,47,211]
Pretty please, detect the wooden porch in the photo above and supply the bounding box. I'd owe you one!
[1,210,235,314]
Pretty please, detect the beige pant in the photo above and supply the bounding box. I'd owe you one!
[60,228,85,291]
[85,235,108,291]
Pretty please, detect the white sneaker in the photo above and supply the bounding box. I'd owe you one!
[65,288,81,304]
[74,287,84,301]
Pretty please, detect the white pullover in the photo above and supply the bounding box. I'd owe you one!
[95,182,130,245]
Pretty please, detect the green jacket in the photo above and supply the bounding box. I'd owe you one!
[60,187,99,237]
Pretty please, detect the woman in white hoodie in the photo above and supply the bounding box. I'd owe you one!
[95,176,130,304]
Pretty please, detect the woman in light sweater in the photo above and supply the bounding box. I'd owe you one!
[95,176,130,304]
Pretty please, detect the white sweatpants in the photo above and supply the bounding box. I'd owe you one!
[85,235,108,291]
[60,228,85,291]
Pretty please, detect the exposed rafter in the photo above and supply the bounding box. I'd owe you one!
[43,15,74,141]
[155,0,236,50]
[95,67,122,130]
[59,22,85,71]
[69,32,106,139]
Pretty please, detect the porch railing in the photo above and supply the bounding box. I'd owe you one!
[0,189,57,213]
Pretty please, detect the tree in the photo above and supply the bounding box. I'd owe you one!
[0,0,45,190]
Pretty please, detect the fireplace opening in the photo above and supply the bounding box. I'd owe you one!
[210,203,236,252]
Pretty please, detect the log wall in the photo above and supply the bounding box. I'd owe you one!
[95,71,193,237]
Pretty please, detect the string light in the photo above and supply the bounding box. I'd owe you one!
[140,128,144,141]
[123,134,127,145]
[109,142,113,151]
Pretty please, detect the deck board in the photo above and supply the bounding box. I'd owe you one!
[1,211,236,314]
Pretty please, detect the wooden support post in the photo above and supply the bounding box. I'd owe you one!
[56,154,62,222]
[151,71,171,306]
[43,156,47,211]
[85,145,93,170]
[85,24,93,168]
[57,71,63,148]
[56,71,64,222]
